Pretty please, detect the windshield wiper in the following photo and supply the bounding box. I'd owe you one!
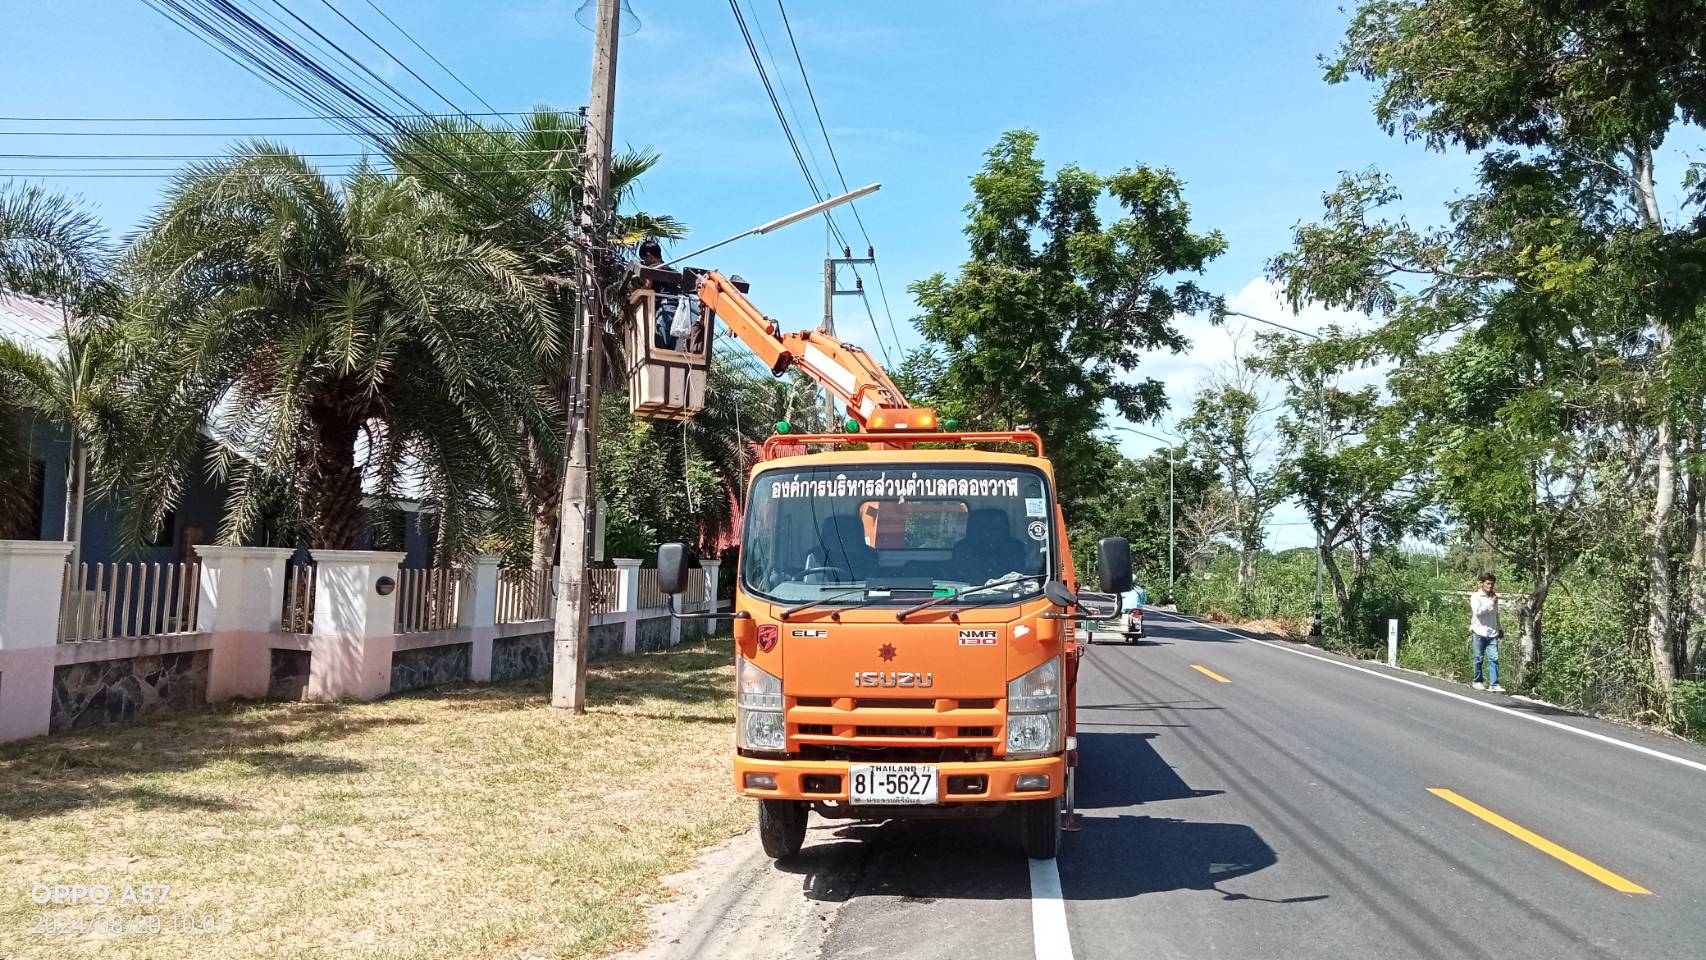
[779,585,867,620]
[894,574,1039,622]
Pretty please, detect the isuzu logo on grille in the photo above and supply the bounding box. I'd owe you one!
[853,671,934,688]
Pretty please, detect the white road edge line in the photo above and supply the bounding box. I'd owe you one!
[1144,609,1706,776]
[1029,856,1073,960]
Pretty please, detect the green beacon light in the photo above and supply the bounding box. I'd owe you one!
[843,418,861,433]
[774,420,791,435]
[944,419,959,431]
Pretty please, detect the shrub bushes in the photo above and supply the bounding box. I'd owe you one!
[1173,546,1701,743]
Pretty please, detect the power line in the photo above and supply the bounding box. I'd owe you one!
[0,111,534,122]
[725,0,909,376]
[740,0,833,211]
[358,0,500,115]
[0,148,577,160]
[724,0,846,250]
[0,130,381,136]
[312,0,463,118]
[138,0,583,255]
[773,0,907,356]
[0,165,588,178]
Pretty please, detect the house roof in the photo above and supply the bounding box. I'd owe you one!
[0,286,429,503]
[0,289,67,357]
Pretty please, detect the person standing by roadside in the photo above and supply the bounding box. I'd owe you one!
[1470,573,1504,692]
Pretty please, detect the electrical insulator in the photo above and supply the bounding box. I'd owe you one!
[867,245,874,259]
[855,278,864,290]
[842,246,852,258]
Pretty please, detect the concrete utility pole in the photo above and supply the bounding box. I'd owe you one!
[553,0,621,713]
[821,253,835,425]
[821,245,875,426]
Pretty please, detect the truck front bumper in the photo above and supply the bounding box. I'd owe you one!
[734,754,1066,803]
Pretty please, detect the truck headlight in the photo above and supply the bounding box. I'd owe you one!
[736,657,785,751]
[1007,657,1060,713]
[1005,657,1063,757]
[740,708,787,751]
[1006,712,1058,755]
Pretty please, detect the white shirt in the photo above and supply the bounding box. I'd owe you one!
[1470,591,1500,638]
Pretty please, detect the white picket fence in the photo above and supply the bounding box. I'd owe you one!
[58,560,201,642]
[496,567,553,623]
[395,567,461,634]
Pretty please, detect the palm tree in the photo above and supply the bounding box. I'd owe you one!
[0,182,116,564]
[118,146,558,557]
[388,109,684,565]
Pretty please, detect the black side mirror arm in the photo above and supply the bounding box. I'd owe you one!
[666,594,751,621]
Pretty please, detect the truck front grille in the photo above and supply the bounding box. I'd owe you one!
[787,695,1002,747]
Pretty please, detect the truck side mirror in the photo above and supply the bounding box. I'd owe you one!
[1044,580,1077,608]
[657,542,696,595]
[1097,537,1133,594]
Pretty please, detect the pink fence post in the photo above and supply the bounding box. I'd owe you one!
[0,540,76,742]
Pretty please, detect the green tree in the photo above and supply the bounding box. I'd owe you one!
[390,109,685,566]
[1251,334,1428,638]
[119,146,556,558]
[1073,445,1217,599]
[1324,0,1706,688]
[0,182,120,563]
[909,131,1225,510]
[1181,376,1283,596]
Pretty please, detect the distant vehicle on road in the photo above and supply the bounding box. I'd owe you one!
[1080,589,1143,643]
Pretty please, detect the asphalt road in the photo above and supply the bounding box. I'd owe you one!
[639,612,1706,960]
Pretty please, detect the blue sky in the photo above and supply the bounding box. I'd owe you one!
[3,0,1492,547]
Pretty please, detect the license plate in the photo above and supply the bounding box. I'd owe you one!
[849,763,938,804]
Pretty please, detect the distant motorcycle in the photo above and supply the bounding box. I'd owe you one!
[1078,591,1144,644]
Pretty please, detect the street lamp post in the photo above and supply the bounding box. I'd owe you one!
[1222,308,1327,637]
[1108,425,1179,591]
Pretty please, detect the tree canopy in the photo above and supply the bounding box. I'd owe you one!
[907,130,1225,508]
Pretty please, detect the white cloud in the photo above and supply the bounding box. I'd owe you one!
[1109,275,1389,550]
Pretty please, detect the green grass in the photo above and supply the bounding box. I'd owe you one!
[0,641,748,960]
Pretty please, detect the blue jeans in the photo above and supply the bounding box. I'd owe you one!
[1471,632,1499,685]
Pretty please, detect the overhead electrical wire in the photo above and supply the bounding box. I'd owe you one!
[0,149,578,160]
[0,166,592,178]
[358,0,500,115]
[0,111,535,122]
[310,0,465,118]
[136,0,581,248]
[773,0,908,360]
[739,0,833,206]
[724,0,846,250]
[137,0,628,456]
[724,0,911,373]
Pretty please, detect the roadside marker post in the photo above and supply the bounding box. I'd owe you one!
[1387,619,1398,667]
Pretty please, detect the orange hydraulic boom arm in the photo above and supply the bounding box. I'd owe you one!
[694,270,937,430]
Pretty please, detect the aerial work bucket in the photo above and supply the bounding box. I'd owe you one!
[624,286,710,420]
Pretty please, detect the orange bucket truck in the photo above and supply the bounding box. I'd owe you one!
[631,266,1132,860]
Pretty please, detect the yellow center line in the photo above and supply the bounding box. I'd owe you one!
[1427,788,1651,895]
[1191,664,1230,683]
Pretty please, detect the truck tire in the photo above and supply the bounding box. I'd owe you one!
[757,799,807,860]
[1020,796,1062,860]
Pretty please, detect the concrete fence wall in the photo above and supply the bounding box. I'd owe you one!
[0,541,721,744]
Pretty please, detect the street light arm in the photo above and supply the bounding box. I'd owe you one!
[661,183,881,267]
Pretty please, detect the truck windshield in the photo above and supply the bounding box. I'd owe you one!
[741,464,1055,605]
